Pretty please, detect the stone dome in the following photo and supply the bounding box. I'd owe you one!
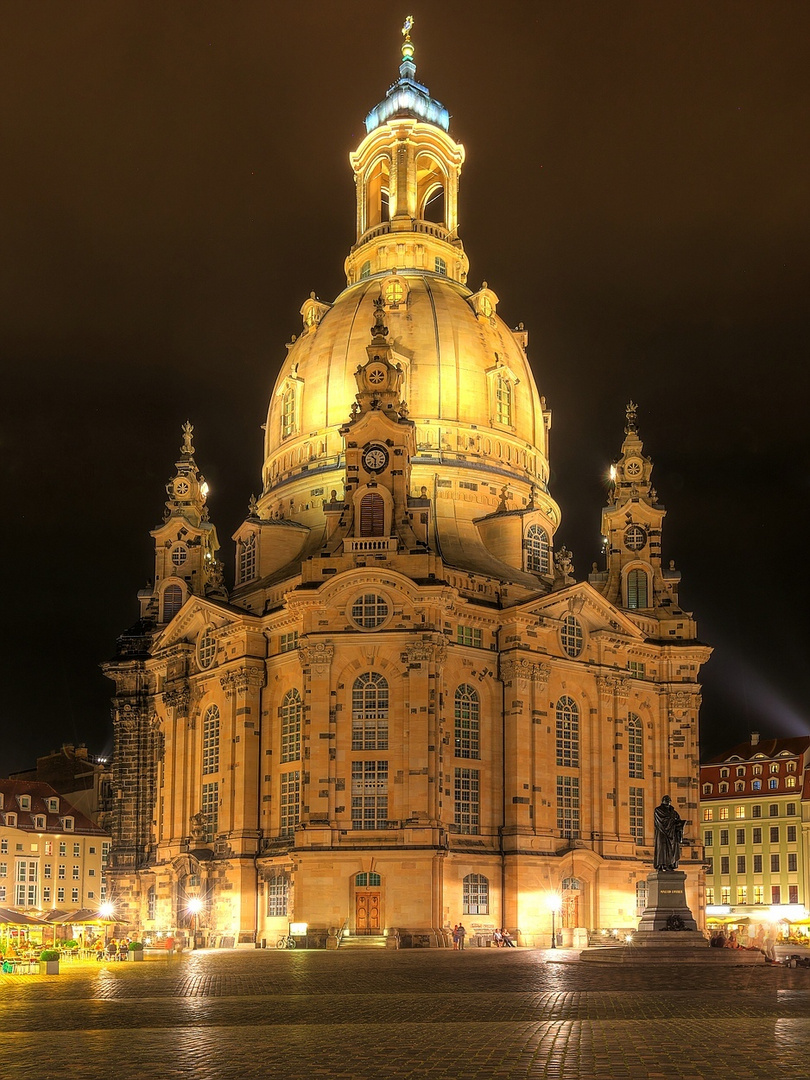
[260,271,560,549]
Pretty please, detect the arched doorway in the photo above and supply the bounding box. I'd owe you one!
[354,871,381,934]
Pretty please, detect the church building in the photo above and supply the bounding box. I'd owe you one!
[104,23,710,948]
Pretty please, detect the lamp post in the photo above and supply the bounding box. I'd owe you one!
[547,894,562,949]
[187,897,203,950]
[99,901,115,952]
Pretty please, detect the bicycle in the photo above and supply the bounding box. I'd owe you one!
[276,934,297,949]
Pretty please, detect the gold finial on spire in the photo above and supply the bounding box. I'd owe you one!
[401,15,415,66]
[625,400,638,435]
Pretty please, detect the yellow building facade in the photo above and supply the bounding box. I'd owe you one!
[104,27,710,948]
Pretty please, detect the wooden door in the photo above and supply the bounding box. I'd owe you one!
[562,895,579,928]
[355,891,381,934]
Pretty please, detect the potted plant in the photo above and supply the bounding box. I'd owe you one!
[39,949,61,975]
[128,941,145,962]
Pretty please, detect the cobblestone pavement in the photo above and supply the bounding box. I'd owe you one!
[3,948,809,1079]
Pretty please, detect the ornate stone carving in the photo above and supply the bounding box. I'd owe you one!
[596,674,631,700]
[219,667,266,697]
[298,643,335,674]
[668,689,701,711]
[163,684,191,714]
[500,659,551,684]
[402,640,447,666]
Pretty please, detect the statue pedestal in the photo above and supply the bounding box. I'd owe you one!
[580,871,764,964]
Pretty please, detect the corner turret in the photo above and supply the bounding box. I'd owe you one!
[138,422,226,625]
[589,403,693,638]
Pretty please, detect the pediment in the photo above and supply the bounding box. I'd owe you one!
[519,581,647,641]
[153,595,250,653]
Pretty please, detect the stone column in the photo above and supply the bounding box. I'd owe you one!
[297,641,335,844]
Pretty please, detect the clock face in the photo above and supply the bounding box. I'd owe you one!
[366,364,387,386]
[625,459,642,478]
[362,445,389,473]
[174,479,190,497]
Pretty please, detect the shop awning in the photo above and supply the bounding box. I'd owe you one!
[0,907,49,927]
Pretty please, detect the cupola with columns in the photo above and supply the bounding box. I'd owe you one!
[345,16,468,287]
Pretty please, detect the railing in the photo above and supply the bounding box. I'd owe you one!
[343,537,398,553]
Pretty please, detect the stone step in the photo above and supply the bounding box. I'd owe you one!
[339,935,388,949]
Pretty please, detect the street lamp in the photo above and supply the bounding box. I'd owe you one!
[547,894,562,949]
[187,897,203,950]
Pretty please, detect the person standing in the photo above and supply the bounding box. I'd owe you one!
[451,925,460,950]
[457,923,466,951]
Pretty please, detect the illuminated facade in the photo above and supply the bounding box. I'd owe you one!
[0,780,109,911]
[701,734,810,935]
[104,25,710,947]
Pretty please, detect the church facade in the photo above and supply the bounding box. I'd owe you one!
[104,26,710,948]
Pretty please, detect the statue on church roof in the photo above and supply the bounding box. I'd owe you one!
[625,400,638,434]
[181,420,194,455]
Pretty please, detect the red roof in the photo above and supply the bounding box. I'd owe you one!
[0,779,107,837]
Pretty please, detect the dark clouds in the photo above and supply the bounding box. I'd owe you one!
[2,1,808,773]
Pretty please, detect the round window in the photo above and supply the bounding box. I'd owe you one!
[197,626,216,670]
[624,525,647,552]
[350,593,389,629]
[171,545,188,566]
[560,615,584,658]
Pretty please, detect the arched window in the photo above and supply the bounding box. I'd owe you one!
[454,685,480,759]
[162,584,183,622]
[702,783,712,795]
[628,714,643,778]
[239,534,257,584]
[360,260,371,279]
[769,778,779,789]
[281,386,296,439]
[736,767,746,777]
[352,673,389,750]
[359,492,385,536]
[365,157,390,228]
[355,872,382,887]
[197,625,216,670]
[627,568,649,609]
[423,183,445,224]
[719,782,729,793]
[526,525,550,574]
[281,689,302,763]
[266,872,290,917]
[147,885,156,921]
[560,615,583,658]
[752,779,761,791]
[495,374,512,426]
[463,873,489,915]
[556,696,579,768]
[202,705,220,775]
[735,780,745,792]
[786,776,797,788]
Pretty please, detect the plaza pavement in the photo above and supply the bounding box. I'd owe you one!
[2,946,809,1079]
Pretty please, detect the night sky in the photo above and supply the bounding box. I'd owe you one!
[3,2,808,776]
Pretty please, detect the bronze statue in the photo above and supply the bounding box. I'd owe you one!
[653,795,685,871]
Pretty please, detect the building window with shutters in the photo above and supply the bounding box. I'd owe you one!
[359,492,385,536]
[163,584,183,622]
[626,568,649,609]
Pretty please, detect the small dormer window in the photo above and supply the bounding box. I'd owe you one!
[35,815,46,830]
[63,817,74,832]
[6,813,17,827]
[239,533,257,585]
[736,766,746,777]
[719,782,728,794]
[360,261,371,280]
[48,797,59,813]
[770,763,779,773]
[702,783,712,795]
[19,795,31,810]
[787,761,796,772]
[495,374,512,426]
[735,781,745,792]
[383,276,406,307]
[281,386,296,439]
[434,256,447,276]
[720,768,729,778]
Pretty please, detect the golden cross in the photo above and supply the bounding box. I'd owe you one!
[402,15,414,41]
